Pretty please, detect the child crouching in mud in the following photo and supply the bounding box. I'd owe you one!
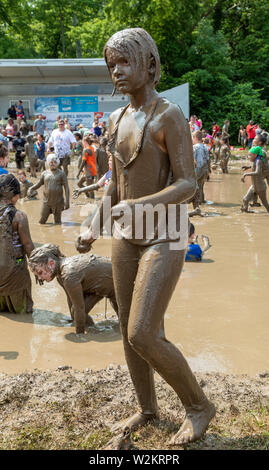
[28,244,118,335]
[0,173,34,313]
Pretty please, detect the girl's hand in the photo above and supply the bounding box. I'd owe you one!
[76,230,96,253]
[72,188,81,199]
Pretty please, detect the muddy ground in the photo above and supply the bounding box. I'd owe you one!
[0,366,268,450]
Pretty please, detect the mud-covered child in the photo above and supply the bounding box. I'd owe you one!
[27,154,69,224]
[76,28,215,445]
[29,244,118,335]
[95,137,109,179]
[0,173,34,313]
[18,170,38,200]
[73,132,83,168]
[219,137,231,173]
[76,135,97,199]
[212,131,222,163]
[241,134,269,213]
[34,134,46,172]
[25,134,38,177]
[13,132,26,169]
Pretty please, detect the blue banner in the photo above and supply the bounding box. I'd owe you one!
[34,96,98,113]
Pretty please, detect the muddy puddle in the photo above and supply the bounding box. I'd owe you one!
[1,160,269,375]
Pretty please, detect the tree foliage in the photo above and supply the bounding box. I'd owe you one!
[0,0,268,139]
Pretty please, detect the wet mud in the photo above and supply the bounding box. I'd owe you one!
[1,161,269,375]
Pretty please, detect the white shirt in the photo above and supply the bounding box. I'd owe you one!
[48,129,76,157]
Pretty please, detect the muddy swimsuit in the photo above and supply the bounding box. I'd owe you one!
[0,203,33,313]
[108,98,207,417]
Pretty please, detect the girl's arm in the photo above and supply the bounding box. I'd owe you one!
[63,279,87,334]
[242,159,262,181]
[28,173,45,194]
[62,173,70,209]
[15,211,35,257]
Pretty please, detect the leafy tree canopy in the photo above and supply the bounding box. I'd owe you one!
[0,0,268,138]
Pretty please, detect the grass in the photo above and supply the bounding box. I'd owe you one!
[0,403,268,450]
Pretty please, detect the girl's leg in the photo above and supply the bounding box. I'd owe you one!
[53,206,62,225]
[242,186,254,212]
[128,242,206,410]
[112,238,214,442]
[62,155,69,176]
[128,241,215,445]
[39,203,51,224]
[112,238,158,423]
[257,190,269,213]
[85,176,95,199]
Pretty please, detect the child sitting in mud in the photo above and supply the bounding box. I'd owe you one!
[18,170,38,200]
[28,244,118,335]
[185,222,211,262]
[0,173,35,313]
[27,154,70,224]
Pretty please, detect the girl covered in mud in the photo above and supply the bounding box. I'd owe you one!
[28,244,118,335]
[0,173,34,313]
[27,154,70,224]
[241,133,269,213]
[76,28,215,445]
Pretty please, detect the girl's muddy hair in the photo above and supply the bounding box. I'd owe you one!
[104,28,161,86]
[29,243,64,268]
[0,173,20,199]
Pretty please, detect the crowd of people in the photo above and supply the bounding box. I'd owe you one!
[0,107,114,336]
[186,115,269,217]
[0,104,269,322]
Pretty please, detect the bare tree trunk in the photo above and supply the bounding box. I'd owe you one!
[72,14,82,58]
[59,6,66,57]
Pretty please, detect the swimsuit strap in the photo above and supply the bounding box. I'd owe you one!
[107,97,161,165]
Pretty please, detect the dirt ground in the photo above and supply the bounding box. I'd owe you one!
[0,366,268,450]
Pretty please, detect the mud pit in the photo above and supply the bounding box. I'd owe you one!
[1,161,269,375]
[1,160,269,450]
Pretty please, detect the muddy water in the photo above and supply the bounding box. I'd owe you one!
[1,161,269,375]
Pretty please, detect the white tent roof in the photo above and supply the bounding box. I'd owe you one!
[0,59,109,79]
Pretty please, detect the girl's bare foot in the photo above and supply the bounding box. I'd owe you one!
[111,412,158,433]
[170,401,216,446]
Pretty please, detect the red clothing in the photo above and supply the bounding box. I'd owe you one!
[82,147,97,176]
[246,124,257,139]
[212,125,220,137]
